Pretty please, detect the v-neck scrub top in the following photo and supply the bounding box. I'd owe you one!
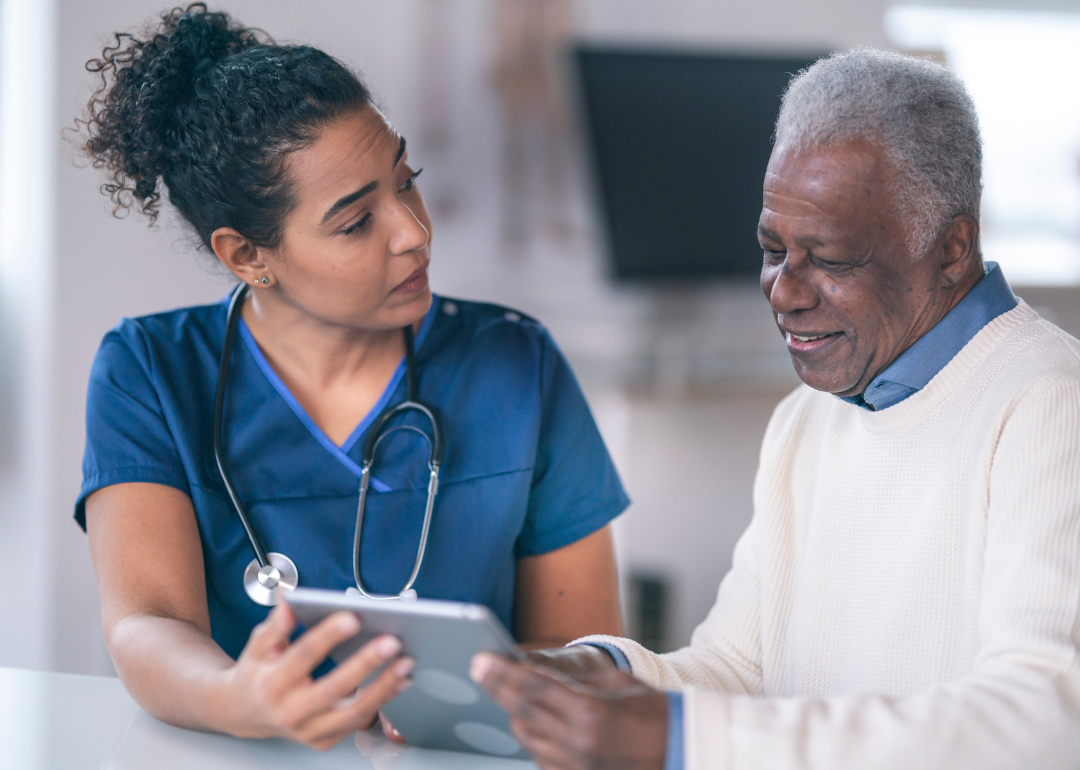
[76,294,629,661]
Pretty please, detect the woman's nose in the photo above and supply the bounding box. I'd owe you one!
[389,201,430,256]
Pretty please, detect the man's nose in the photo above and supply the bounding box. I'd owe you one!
[766,259,819,315]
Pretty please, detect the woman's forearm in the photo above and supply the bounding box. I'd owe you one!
[108,613,237,733]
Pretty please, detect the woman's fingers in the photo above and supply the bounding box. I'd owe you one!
[351,656,415,716]
[293,656,415,747]
[278,611,361,681]
[243,602,295,659]
[297,635,403,710]
[380,713,407,744]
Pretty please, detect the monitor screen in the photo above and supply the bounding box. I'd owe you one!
[575,48,822,280]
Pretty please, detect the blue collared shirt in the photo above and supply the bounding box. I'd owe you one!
[840,262,1017,411]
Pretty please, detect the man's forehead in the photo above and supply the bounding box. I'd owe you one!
[763,142,889,221]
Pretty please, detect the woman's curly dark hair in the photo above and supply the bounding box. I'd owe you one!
[79,3,372,249]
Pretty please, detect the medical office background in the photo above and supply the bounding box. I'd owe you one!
[2,0,1080,678]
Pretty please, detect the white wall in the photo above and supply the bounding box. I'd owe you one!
[4,0,1078,674]
[0,0,57,673]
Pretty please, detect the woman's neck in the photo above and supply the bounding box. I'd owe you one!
[240,289,411,446]
[242,290,405,386]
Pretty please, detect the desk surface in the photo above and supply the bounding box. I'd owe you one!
[0,667,536,770]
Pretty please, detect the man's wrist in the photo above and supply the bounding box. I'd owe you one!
[575,642,632,673]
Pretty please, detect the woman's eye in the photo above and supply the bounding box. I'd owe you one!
[343,213,372,235]
[399,167,423,193]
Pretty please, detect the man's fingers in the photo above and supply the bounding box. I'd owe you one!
[244,602,295,659]
[507,720,577,770]
[470,653,572,720]
[278,611,361,681]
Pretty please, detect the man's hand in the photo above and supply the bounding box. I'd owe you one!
[471,652,668,770]
[525,645,619,681]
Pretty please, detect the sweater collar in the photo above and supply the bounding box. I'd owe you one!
[851,301,1037,434]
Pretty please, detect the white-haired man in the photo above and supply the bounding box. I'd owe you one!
[470,49,1080,769]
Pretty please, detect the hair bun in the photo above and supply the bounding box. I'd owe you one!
[133,178,156,199]
[81,3,266,220]
[78,4,371,247]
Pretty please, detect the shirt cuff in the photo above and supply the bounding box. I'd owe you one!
[664,691,684,770]
[575,642,632,672]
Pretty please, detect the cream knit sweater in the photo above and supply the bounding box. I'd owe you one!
[579,303,1080,769]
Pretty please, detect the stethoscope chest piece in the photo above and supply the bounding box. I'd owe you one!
[243,552,299,606]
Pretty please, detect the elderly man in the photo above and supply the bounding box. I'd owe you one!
[470,49,1080,769]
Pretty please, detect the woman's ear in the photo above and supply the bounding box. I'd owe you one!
[210,227,275,287]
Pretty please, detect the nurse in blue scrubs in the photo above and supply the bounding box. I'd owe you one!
[76,5,627,750]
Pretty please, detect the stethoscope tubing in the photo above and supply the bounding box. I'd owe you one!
[214,283,444,605]
[213,284,271,569]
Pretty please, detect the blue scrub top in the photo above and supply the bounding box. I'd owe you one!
[77,294,629,660]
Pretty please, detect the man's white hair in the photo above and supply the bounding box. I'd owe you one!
[774,48,982,256]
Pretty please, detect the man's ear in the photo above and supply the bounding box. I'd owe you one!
[210,227,274,287]
[937,214,980,288]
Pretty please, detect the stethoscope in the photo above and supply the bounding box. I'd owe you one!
[213,284,445,607]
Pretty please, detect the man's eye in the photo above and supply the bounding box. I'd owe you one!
[816,257,852,271]
[399,167,423,193]
[763,249,785,261]
[343,213,372,235]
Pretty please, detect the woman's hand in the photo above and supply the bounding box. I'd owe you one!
[217,602,414,750]
[379,713,407,744]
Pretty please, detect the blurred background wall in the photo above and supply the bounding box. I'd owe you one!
[1,0,1078,676]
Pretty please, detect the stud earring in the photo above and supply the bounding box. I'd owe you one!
[259,277,270,285]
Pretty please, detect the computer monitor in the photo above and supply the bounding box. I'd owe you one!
[574,47,822,280]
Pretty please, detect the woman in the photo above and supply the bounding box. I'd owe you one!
[76,4,627,750]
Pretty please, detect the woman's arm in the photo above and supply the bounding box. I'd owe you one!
[86,482,412,749]
[513,524,623,649]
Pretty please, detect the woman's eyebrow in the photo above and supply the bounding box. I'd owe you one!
[322,180,378,224]
[320,137,408,225]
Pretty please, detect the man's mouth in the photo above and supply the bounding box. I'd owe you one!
[785,330,843,353]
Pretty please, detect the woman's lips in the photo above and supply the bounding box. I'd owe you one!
[785,331,842,354]
[392,266,429,295]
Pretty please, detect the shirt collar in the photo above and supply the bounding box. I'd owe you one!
[840,261,1017,411]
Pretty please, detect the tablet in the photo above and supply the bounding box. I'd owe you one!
[284,588,529,759]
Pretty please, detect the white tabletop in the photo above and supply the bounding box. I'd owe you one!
[0,667,536,770]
